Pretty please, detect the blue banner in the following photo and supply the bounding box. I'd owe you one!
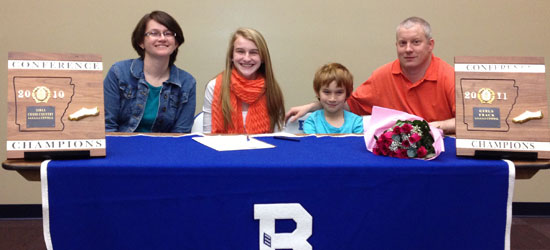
[42,135,513,250]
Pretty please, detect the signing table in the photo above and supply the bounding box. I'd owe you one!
[39,134,513,250]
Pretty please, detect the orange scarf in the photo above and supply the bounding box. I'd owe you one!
[211,68,270,134]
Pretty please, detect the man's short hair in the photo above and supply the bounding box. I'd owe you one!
[397,16,432,40]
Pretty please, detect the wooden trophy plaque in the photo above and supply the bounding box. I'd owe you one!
[7,52,106,159]
[455,56,550,159]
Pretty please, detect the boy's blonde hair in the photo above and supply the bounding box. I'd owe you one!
[313,63,354,98]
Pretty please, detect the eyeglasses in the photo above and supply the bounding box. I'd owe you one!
[144,30,176,38]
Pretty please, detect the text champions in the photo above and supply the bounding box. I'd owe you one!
[7,139,105,151]
[456,139,550,151]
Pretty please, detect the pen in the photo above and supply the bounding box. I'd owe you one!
[244,123,250,141]
[273,136,301,142]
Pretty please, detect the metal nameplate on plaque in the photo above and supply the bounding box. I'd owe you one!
[455,56,550,159]
[7,52,106,159]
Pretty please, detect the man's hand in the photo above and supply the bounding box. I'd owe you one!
[285,102,321,123]
[429,118,455,135]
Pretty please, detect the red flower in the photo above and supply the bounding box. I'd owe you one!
[381,132,393,146]
[409,133,421,143]
[401,123,413,134]
[376,140,386,150]
[402,139,411,147]
[417,146,427,158]
[393,125,401,134]
[373,147,382,155]
[382,131,393,140]
[382,146,391,155]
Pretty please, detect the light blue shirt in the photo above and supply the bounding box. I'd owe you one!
[303,110,363,134]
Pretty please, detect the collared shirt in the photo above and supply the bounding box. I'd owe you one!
[104,58,196,132]
[347,54,455,122]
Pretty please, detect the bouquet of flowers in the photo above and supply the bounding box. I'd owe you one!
[372,120,435,159]
[364,106,444,160]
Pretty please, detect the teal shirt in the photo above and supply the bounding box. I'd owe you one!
[303,110,364,134]
[135,82,162,132]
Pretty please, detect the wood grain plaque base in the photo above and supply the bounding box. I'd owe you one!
[455,56,550,159]
[7,52,106,159]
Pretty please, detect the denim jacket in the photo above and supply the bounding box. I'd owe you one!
[103,59,196,133]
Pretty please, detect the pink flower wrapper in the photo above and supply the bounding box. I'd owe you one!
[363,106,445,160]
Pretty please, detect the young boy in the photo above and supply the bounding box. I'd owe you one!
[303,63,364,134]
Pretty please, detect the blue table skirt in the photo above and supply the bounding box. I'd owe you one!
[41,135,514,250]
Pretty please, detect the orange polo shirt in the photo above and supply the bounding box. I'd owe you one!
[347,54,455,122]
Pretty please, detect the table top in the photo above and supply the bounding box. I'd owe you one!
[3,133,549,180]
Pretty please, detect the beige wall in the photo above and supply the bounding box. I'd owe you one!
[1,0,549,204]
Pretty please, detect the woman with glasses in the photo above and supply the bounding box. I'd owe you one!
[104,10,196,132]
[202,28,285,134]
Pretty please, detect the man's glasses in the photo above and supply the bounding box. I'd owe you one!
[144,30,176,38]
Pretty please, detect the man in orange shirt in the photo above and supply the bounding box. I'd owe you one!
[286,17,456,134]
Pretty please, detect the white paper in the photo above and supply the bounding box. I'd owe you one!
[192,135,275,151]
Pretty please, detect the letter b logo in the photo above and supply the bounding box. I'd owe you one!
[254,203,312,250]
